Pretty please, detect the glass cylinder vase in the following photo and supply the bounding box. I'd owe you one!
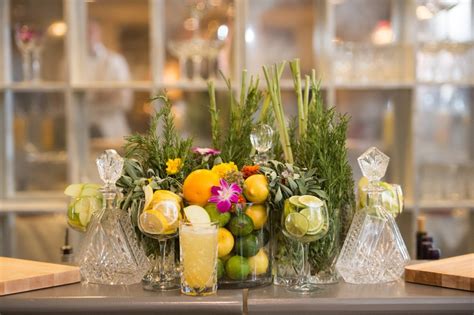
[218,203,272,289]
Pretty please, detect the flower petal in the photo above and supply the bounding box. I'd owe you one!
[229,194,240,203]
[229,183,242,194]
[217,199,232,213]
[208,196,221,204]
[219,178,229,190]
[210,185,221,195]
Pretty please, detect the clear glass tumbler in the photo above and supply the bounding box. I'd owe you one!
[179,221,219,296]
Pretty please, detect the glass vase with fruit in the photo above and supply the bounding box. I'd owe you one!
[138,188,183,291]
[281,195,329,293]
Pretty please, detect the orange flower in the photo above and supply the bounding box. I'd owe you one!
[241,165,260,179]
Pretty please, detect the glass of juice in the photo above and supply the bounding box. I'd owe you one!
[179,221,219,296]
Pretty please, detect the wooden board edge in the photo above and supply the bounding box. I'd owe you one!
[405,269,474,292]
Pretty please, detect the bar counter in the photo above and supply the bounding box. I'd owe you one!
[0,281,472,314]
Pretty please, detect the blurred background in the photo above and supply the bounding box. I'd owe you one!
[0,0,472,263]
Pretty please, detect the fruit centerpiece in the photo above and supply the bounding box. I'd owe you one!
[64,58,356,291]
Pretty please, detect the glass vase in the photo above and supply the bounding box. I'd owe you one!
[218,203,272,289]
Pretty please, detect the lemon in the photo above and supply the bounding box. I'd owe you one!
[183,170,220,206]
[245,204,268,230]
[183,205,211,224]
[284,212,308,238]
[140,210,170,234]
[248,249,269,275]
[218,227,235,258]
[152,200,179,229]
[299,195,324,208]
[300,207,323,235]
[243,174,269,204]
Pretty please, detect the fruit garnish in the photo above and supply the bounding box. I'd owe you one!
[143,184,154,210]
[245,204,268,230]
[152,200,179,228]
[300,207,324,235]
[284,212,309,238]
[183,205,211,224]
[139,210,170,234]
[289,195,304,208]
[298,195,324,208]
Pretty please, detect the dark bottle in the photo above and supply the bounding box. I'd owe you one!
[60,228,74,264]
[421,241,433,260]
[416,216,427,259]
[428,248,441,260]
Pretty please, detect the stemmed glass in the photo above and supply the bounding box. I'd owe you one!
[15,24,44,82]
[138,199,180,290]
[281,196,329,293]
[250,124,273,165]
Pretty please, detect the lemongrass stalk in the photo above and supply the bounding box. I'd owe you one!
[289,59,305,138]
[259,93,271,123]
[303,75,310,134]
[240,69,247,107]
[263,63,293,164]
[208,81,220,148]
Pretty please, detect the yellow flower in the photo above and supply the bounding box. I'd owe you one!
[166,158,182,175]
[211,162,238,178]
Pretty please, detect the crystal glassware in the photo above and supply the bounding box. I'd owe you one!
[218,203,272,289]
[179,221,218,296]
[336,147,410,284]
[281,196,329,293]
[77,149,150,285]
[15,24,44,82]
[138,199,181,291]
[250,124,273,165]
[168,40,190,81]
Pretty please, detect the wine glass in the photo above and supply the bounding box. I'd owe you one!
[281,196,329,293]
[15,24,44,82]
[250,124,273,165]
[138,199,181,290]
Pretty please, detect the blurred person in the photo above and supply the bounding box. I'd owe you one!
[86,19,133,138]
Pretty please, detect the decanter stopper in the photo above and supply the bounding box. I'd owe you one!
[97,149,124,192]
[357,146,389,192]
[250,124,273,165]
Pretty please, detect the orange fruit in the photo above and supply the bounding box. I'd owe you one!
[183,169,220,206]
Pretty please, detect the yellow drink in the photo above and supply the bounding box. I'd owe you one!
[179,222,218,296]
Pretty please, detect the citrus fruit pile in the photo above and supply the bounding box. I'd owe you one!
[64,183,102,231]
[283,195,328,242]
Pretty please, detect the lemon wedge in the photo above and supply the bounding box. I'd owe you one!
[140,210,170,234]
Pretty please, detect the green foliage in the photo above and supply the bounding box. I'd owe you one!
[123,94,194,182]
[210,71,264,167]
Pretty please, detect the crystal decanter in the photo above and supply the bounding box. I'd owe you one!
[336,147,410,284]
[77,149,150,285]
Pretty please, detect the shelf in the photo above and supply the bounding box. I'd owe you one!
[416,81,474,88]
[418,200,474,210]
[334,82,414,90]
[0,198,67,213]
[1,82,68,92]
[72,81,153,91]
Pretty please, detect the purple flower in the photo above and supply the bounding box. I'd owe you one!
[192,147,221,156]
[208,179,242,213]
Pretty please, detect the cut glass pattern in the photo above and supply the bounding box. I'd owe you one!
[77,149,149,285]
[336,147,410,284]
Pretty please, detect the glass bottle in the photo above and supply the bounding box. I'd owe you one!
[250,124,273,165]
[336,147,410,284]
[77,149,150,285]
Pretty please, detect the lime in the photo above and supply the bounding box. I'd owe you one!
[227,214,254,237]
[183,205,211,224]
[217,259,225,280]
[283,199,296,217]
[254,228,270,248]
[298,195,324,208]
[235,234,259,257]
[225,255,250,280]
[300,207,324,235]
[289,195,305,208]
[284,212,309,238]
[204,203,231,227]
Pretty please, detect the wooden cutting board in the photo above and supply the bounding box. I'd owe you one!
[405,253,474,292]
[0,257,80,296]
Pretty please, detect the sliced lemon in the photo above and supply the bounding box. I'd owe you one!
[299,195,324,208]
[153,200,179,228]
[284,212,309,238]
[183,205,211,224]
[140,210,170,234]
[143,184,154,210]
[289,195,304,208]
[300,207,324,235]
